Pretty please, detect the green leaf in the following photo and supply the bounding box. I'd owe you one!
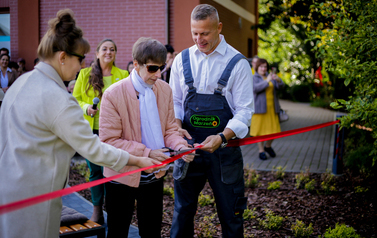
[330,102,343,109]
[344,78,351,86]
[338,99,347,104]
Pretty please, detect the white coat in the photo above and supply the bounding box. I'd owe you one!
[0,62,130,238]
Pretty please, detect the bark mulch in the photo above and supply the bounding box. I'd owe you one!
[69,165,376,237]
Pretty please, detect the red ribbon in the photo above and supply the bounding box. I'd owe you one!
[0,147,200,215]
[228,120,339,147]
[0,120,339,215]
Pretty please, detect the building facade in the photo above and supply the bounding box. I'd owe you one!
[0,0,258,71]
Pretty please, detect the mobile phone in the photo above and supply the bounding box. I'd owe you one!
[271,67,277,74]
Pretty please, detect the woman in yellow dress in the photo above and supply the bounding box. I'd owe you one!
[250,58,284,160]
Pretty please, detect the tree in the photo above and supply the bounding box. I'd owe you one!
[256,0,342,101]
[311,0,377,164]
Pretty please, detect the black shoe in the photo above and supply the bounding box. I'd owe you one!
[259,152,267,160]
[97,216,105,225]
[264,146,276,158]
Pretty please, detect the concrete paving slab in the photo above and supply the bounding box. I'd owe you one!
[242,99,339,173]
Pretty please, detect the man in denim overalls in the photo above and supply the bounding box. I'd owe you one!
[169,4,254,238]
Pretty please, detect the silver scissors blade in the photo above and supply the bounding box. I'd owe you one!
[175,148,200,157]
[162,147,199,156]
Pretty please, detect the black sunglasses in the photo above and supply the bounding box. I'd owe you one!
[144,64,166,73]
[66,51,86,64]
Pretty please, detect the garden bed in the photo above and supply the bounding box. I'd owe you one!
[69,164,376,237]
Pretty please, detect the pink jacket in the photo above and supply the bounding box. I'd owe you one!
[99,76,188,187]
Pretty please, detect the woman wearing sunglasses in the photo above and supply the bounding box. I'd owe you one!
[99,37,194,238]
[72,38,129,224]
[0,10,161,238]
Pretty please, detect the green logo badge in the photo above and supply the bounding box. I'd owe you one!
[190,115,220,128]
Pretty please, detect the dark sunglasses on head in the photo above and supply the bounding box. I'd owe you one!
[66,50,86,64]
[144,64,166,73]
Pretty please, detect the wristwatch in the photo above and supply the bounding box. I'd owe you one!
[217,132,228,149]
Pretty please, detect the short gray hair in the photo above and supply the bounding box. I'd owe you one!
[132,37,167,65]
[191,4,219,22]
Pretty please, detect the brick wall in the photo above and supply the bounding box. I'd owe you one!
[8,0,258,68]
[168,0,174,47]
[172,0,199,52]
[38,0,167,69]
[203,0,256,57]
[9,0,17,60]
[0,0,18,59]
[0,0,9,8]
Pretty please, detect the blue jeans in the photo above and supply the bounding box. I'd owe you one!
[171,147,246,238]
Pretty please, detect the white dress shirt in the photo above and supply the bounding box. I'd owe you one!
[0,67,11,88]
[170,35,254,139]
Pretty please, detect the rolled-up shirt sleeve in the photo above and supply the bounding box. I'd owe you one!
[225,59,254,139]
[170,54,185,122]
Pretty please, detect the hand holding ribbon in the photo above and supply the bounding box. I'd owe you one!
[0,120,339,215]
[0,145,203,215]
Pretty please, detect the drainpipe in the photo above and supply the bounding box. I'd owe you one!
[165,0,169,44]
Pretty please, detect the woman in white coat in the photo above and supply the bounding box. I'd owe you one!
[0,9,160,238]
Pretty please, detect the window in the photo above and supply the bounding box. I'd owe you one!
[0,11,11,56]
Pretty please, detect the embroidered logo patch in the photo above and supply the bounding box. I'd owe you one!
[190,115,220,128]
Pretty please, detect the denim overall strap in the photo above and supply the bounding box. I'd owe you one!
[214,53,246,95]
[182,49,196,93]
[172,52,247,238]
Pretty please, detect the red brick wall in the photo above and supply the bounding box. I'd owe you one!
[1,0,18,59]
[18,0,39,71]
[204,0,256,57]
[0,0,9,8]
[168,0,174,46]
[38,0,167,69]
[172,0,200,52]
[9,0,18,60]
[9,0,258,68]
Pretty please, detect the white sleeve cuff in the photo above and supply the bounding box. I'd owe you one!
[174,104,184,121]
[226,118,249,139]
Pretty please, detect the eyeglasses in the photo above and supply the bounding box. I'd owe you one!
[66,51,86,64]
[143,64,166,73]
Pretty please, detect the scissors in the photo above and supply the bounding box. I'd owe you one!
[151,147,199,174]
[162,147,200,157]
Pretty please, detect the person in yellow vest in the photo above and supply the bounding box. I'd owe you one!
[73,38,129,224]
